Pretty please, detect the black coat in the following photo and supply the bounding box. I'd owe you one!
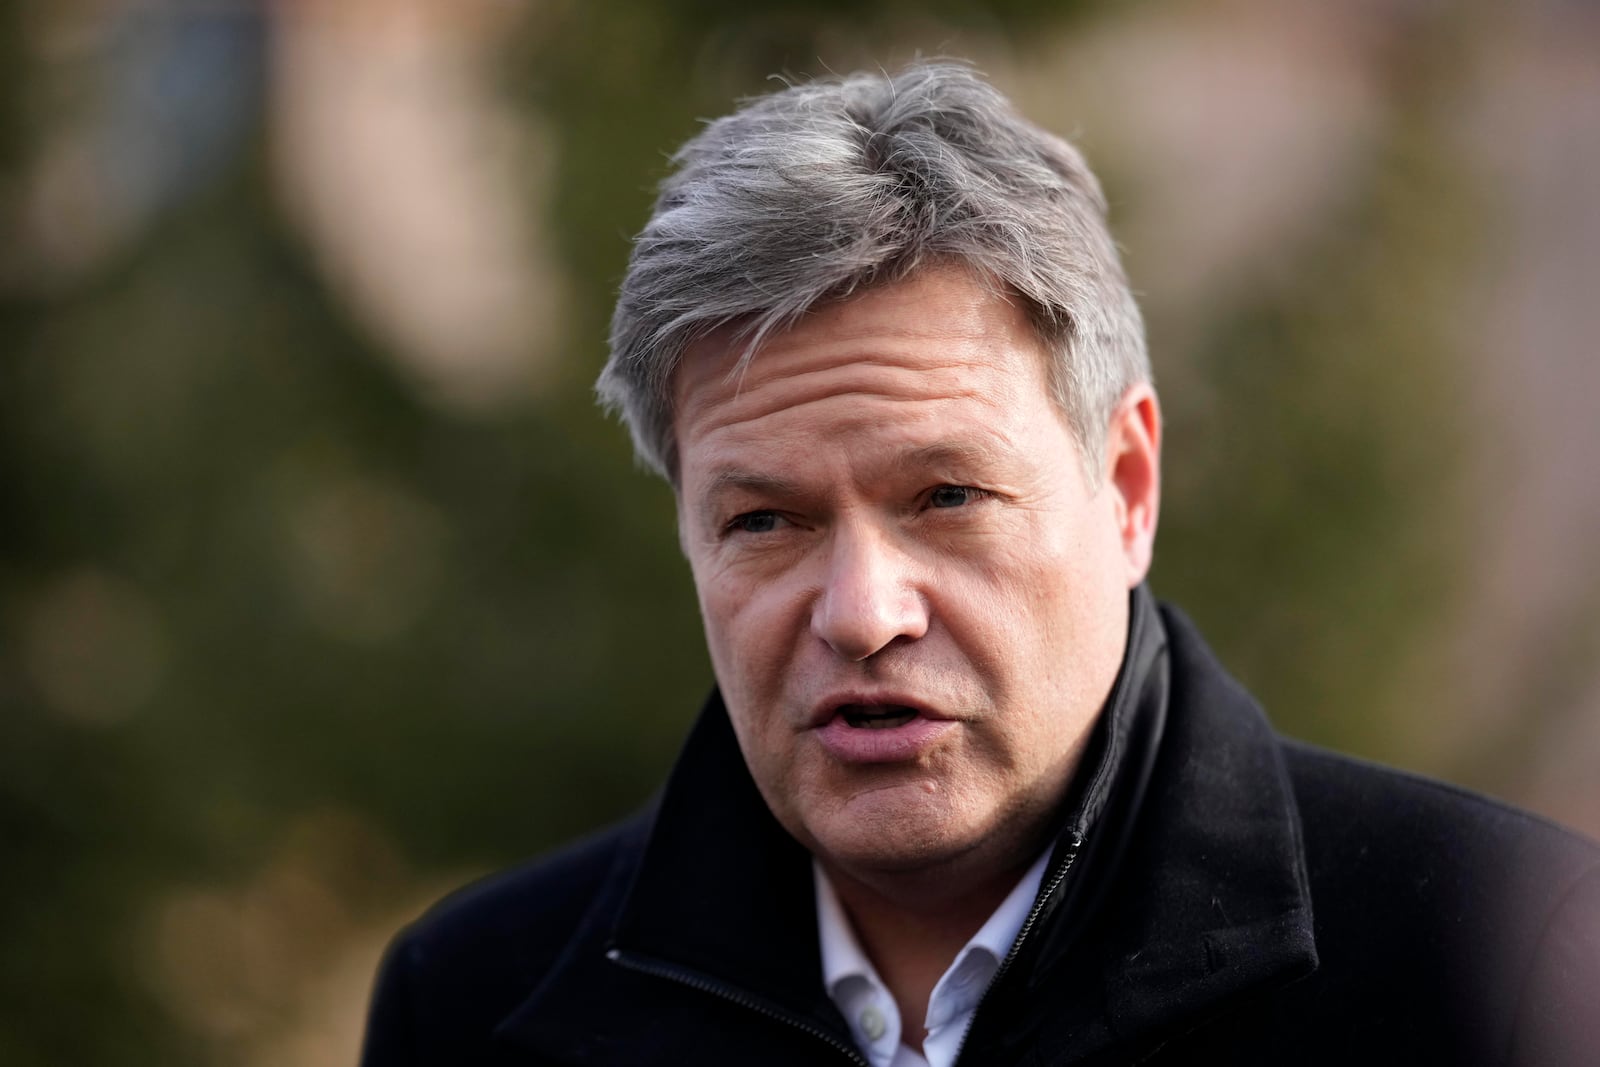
[361,595,1600,1065]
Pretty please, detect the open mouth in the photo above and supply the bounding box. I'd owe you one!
[839,704,919,730]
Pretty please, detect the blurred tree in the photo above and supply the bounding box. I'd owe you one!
[1153,15,1476,762]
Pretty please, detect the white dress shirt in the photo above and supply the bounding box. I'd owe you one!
[814,850,1051,1067]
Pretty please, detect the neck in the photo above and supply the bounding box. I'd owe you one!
[822,854,1033,1053]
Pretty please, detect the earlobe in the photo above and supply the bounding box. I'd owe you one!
[1106,385,1162,587]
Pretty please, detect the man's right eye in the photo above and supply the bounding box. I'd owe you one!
[727,511,783,535]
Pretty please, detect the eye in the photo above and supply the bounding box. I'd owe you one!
[927,485,986,509]
[727,510,786,535]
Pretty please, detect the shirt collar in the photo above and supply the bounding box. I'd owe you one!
[814,849,1051,1062]
[814,865,901,1064]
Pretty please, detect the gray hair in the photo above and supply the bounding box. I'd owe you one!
[596,61,1149,483]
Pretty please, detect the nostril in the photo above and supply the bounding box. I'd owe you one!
[811,531,930,660]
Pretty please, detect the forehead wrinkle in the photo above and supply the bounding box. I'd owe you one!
[757,386,984,427]
[722,350,979,388]
[684,368,998,443]
[719,349,986,396]
[683,327,997,400]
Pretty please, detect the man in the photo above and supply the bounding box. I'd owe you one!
[362,64,1598,1065]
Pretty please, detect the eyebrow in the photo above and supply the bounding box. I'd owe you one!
[695,469,807,528]
[694,440,1008,520]
[702,469,807,501]
[898,441,1009,472]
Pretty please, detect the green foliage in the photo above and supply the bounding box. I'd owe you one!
[1153,33,1476,759]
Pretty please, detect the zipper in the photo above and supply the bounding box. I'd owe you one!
[607,947,870,1066]
[608,832,1083,1067]
[950,830,1085,1066]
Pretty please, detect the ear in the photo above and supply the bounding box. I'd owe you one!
[1102,383,1162,588]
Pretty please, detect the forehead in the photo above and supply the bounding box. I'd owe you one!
[671,268,1054,462]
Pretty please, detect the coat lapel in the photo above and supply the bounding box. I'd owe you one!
[495,699,857,1064]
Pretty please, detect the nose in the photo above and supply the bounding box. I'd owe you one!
[810,524,929,661]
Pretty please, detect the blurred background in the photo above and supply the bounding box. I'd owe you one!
[2,0,1597,1063]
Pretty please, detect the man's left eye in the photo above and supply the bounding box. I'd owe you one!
[928,485,983,509]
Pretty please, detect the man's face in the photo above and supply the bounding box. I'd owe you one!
[673,267,1157,887]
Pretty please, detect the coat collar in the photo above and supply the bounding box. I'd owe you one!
[498,589,1316,1064]
[961,598,1318,1063]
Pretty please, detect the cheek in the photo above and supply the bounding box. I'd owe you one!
[951,519,1119,693]
[696,563,807,702]
[956,519,1081,631]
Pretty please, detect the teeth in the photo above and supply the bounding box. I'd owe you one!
[841,706,918,730]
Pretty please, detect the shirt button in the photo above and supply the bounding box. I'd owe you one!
[859,1004,887,1042]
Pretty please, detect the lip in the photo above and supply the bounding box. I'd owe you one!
[814,715,958,762]
[805,690,948,729]
[807,692,958,763]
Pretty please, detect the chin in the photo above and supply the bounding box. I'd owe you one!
[807,795,993,876]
